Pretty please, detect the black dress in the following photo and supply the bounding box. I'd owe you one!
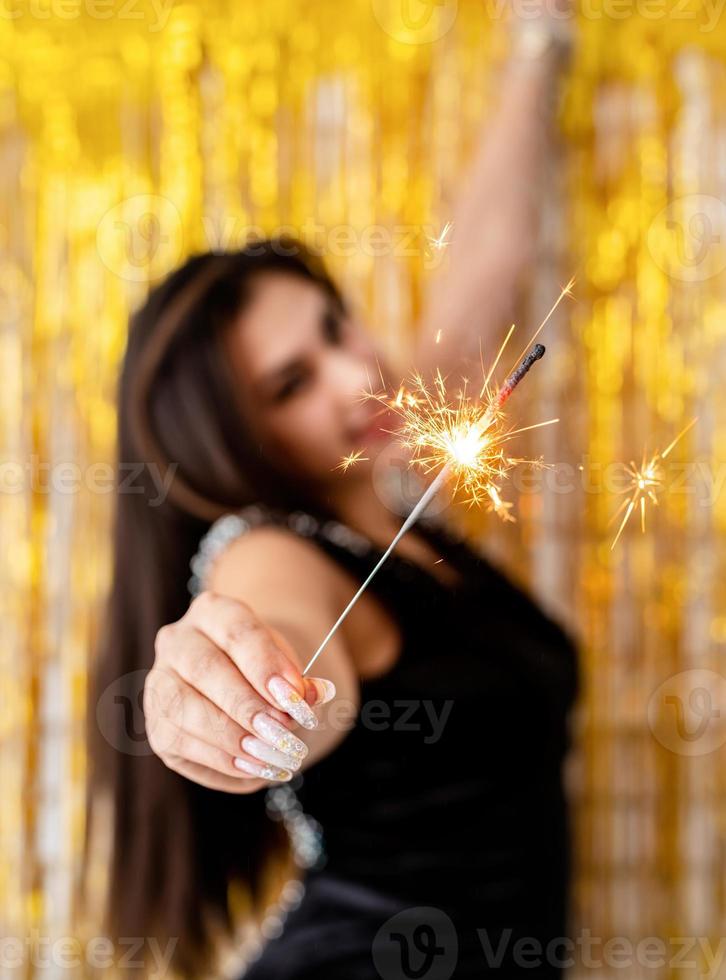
[223,504,580,979]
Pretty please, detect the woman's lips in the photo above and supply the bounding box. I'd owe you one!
[358,421,387,443]
[350,412,395,445]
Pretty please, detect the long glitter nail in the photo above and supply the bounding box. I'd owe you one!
[233,757,291,781]
[241,734,303,772]
[307,677,336,706]
[252,712,309,760]
[267,675,318,730]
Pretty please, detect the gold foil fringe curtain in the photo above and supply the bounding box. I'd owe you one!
[0,1,725,977]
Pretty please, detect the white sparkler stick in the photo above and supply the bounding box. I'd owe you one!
[302,463,451,675]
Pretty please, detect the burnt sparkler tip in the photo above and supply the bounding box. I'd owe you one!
[532,343,545,360]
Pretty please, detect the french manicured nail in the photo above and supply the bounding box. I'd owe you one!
[241,735,303,772]
[252,712,308,760]
[268,675,318,730]
[233,757,291,781]
[306,677,336,706]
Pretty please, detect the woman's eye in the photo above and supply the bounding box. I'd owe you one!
[273,374,308,402]
[323,310,343,344]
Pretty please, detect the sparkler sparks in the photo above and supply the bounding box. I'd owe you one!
[609,417,698,550]
[426,220,453,252]
[367,343,555,515]
[336,449,370,472]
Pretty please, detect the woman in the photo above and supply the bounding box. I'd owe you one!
[87,12,578,979]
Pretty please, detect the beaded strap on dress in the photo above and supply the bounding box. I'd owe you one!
[188,501,464,599]
[188,503,384,598]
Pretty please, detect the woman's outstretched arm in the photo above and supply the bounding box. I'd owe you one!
[414,11,572,378]
[144,527,356,794]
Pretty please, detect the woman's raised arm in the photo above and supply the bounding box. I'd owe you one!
[414,8,572,378]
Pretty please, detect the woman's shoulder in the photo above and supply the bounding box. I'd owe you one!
[188,504,345,600]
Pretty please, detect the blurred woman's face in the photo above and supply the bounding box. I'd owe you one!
[223,271,393,488]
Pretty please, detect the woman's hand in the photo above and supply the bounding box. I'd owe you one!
[143,590,336,793]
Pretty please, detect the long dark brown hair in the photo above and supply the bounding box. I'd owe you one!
[86,241,346,977]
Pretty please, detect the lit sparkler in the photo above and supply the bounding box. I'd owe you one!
[609,417,698,550]
[303,278,575,676]
[304,346,548,675]
[373,343,556,518]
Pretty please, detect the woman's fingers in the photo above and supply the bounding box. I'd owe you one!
[148,710,295,785]
[146,592,339,793]
[183,591,324,728]
[155,625,279,733]
[144,666,307,772]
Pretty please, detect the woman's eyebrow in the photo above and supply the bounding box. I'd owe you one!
[254,301,341,393]
[255,356,307,395]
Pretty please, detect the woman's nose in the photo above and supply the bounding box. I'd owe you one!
[328,348,373,402]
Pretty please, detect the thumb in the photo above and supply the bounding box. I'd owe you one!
[304,677,336,706]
